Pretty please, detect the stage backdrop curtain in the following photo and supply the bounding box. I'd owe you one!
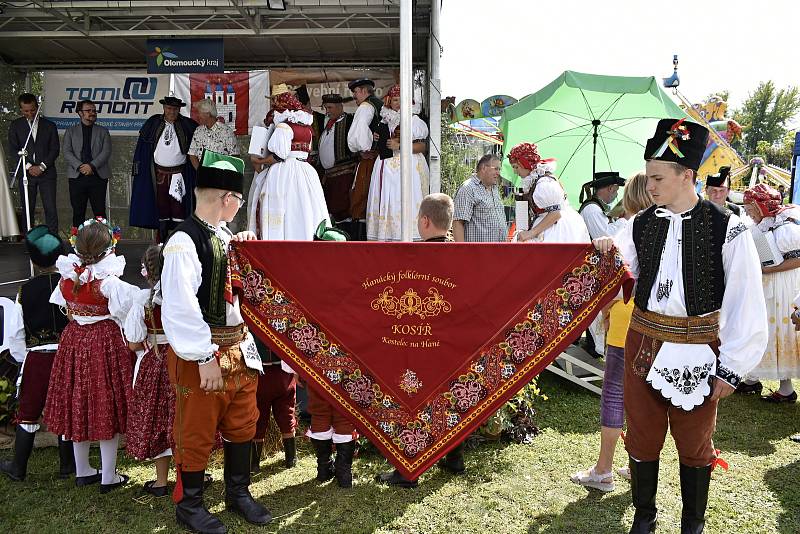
[231,242,632,480]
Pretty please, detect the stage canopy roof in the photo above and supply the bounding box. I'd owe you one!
[0,0,432,69]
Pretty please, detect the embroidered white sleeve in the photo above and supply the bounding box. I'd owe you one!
[348,102,375,153]
[581,202,611,240]
[268,123,293,160]
[718,216,768,383]
[614,215,639,280]
[123,289,151,344]
[161,231,218,361]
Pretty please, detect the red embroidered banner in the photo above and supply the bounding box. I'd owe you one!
[231,242,632,480]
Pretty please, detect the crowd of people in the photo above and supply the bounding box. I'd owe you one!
[2,82,799,534]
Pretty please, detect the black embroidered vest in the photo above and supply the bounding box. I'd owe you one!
[171,216,228,327]
[374,121,394,160]
[19,273,68,347]
[366,95,385,152]
[725,201,741,216]
[632,200,729,316]
[332,113,355,165]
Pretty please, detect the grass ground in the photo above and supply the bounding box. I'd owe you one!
[1,373,798,534]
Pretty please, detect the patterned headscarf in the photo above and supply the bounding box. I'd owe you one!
[272,91,302,112]
[508,142,541,171]
[743,183,787,217]
[383,84,402,107]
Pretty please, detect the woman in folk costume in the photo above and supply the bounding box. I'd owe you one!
[739,183,800,402]
[44,217,139,493]
[366,84,429,241]
[508,142,590,243]
[124,244,176,497]
[256,90,330,240]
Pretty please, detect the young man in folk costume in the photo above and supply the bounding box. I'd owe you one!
[0,226,72,482]
[346,78,386,241]
[376,194,467,488]
[594,119,767,534]
[130,96,198,241]
[161,150,270,533]
[318,93,358,231]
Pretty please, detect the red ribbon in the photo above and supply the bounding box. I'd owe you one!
[711,449,729,471]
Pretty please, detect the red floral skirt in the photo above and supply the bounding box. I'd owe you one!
[44,319,133,442]
[126,343,175,460]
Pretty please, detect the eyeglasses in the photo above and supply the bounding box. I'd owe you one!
[79,108,97,114]
[221,192,246,207]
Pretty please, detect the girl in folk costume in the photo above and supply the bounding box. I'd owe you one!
[740,184,800,401]
[508,142,590,243]
[124,244,175,497]
[44,218,139,493]
[366,84,430,241]
[255,90,330,240]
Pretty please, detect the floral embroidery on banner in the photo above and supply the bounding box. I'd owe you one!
[399,369,423,395]
[230,244,627,460]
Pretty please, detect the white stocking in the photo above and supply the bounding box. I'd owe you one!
[72,440,95,478]
[99,434,121,485]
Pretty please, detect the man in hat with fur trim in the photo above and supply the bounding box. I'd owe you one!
[346,78,385,240]
[0,225,73,482]
[131,96,199,241]
[594,119,767,534]
[161,150,270,533]
[704,166,746,219]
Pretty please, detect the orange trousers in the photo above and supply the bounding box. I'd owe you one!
[349,156,376,220]
[623,329,719,467]
[168,345,258,471]
[308,387,355,437]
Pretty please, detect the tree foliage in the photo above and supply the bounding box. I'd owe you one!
[733,81,800,156]
[0,64,43,160]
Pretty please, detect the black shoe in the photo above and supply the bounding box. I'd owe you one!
[143,480,168,497]
[334,441,356,489]
[223,440,272,525]
[375,469,418,488]
[0,426,36,482]
[629,458,658,534]
[250,441,263,475]
[176,470,227,534]
[75,471,102,487]
[679,463,711,534]
[437,443,466,475]
[283,437,297,468]
[761,390,798,403]
[310,438,335,482]
[57,437,76,479]
[735,381,763,395]
[99,473,129,494]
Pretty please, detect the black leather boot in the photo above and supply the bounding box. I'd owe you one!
[629,458,659,534]
[223,441,272,525]
[679,464,712,534]
[58,436,76,479]
[311,438,334,482]
[334,441,356,488]
[0,426,36,482]
[175,470,227,534]
[376,469,418,488]
[283,437,296,468]
[250,441,263,475]
[438,442,466,474]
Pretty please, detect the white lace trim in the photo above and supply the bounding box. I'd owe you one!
[646,342,716,411]
[380,106,400,135]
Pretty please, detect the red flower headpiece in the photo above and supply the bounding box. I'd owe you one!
[743,183,789,218]
[387,85,401,98]
[508,142,541,171]
[272,92,302,112]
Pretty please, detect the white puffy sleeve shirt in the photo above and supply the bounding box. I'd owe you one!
[531,176,564,212]
[614,209,768,385]
[347,101,376,153]
[160,225,244,362]
[581,202,612,240]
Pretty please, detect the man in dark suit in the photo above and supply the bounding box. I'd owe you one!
[62,99,113,228]
[8,93,60,233]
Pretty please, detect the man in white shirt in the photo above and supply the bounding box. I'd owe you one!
[346,78,385,240]
[318,93,357,228]
[579,171,626,240]
[594,119,767,534]
[161,151,270,532]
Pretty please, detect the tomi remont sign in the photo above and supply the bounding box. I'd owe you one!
[146,38,224,74]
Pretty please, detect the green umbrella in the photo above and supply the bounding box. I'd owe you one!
[499,71,689,205]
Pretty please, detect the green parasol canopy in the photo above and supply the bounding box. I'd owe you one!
[499,71,689,205]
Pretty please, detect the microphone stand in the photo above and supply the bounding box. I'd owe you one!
[11,99,44,277]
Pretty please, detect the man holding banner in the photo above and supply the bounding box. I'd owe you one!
[130,96,198,241]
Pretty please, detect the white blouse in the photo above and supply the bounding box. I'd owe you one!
[760,207,800,256]
[124,286,168,347]
[615,203,768,383]
[531,175,566,212]
[49,253,138,326]
[160,223,244,362]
